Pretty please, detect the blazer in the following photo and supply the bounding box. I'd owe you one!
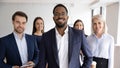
[0,33,39,68]
[37,26,92,68]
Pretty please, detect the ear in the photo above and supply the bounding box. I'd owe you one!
[12,21,14,24]
[67,16,69,20]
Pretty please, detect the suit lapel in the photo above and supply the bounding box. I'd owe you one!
[51,27,74,65]
[68,27,74,63]
[51,29,59,65]
[25,34,32,61]
[10,33,22,65]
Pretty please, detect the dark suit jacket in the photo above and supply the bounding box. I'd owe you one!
[38,26,92,68]
[0,33,39,68]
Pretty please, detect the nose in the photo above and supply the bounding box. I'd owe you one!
[58,14,64,18]
[19,23,24,27]
[96,24,99,28]
[78,26,82,30]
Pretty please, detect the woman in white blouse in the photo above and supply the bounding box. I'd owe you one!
[87,15,114,68]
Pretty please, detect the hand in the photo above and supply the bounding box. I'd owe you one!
[26,67,33,68]
[20,61,35,68]
[12,65,20,68]
[26,61,35,68]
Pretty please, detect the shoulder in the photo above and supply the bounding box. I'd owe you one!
[25,34,36,40]
[0,33,13,40]
[87,34,94,41]
[0,33,14,46]
[26,34,33,37]
[43,28,55,36]
[104,33,114,41]
[69,26,83,34]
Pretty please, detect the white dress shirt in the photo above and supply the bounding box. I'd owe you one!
[13,32,28,65]
[87,33,114,68]
[55,27,68,68]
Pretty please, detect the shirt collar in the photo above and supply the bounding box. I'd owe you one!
[92,33,105,39]
[55,26,68,36]
[13,32,25,40]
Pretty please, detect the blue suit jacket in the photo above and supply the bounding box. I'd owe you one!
[0,33,39,68]
[38,26,92,68]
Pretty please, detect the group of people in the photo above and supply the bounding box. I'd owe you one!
[0,3,114,68]
[73,15,114,68]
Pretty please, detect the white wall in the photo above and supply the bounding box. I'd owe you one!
[117,2,120,44]
[114,45,120,68]
[106,2,119,44]
[0,3,54,37]
[0,3,92,37]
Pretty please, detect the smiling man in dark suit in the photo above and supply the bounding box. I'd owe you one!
[0,11,39,68]
[37,4,93,68]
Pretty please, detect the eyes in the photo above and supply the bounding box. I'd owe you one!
[93,20,103,25]
[15,21,26,25]
[54,12,67,17]
[75,24,82,26]
[36,22,43,25]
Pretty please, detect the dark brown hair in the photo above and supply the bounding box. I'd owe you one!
[12,11,28,22]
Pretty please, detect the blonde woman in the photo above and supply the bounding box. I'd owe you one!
[87,15,114,68]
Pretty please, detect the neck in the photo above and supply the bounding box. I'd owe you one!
[56,25,67,36]
[95,32,103,38]
[34,31,42,36]
[15,32,24,40]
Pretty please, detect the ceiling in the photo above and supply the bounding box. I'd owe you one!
[0,0,119,8]
[0,0,93,3]
[0,0,119,3]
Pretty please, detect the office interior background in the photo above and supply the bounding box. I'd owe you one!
[0,0,120,68]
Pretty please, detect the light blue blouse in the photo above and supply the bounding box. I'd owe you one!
[87,33,114,68]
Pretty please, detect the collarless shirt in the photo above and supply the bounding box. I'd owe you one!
[87,33,114,68]
[13,32,28,65]
[55,26,68,68]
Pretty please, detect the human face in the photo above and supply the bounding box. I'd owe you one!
[53,6,69,28]
[13,15,27,34]
[92,18,104,35]
[35,19,44,31]
[74,22,84,30]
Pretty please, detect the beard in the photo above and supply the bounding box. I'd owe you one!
[55,22,66,28]
[55,20,67,28]
[15,27,24,34]
[54,17,68,28]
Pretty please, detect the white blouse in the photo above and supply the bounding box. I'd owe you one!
[87,33,114,68]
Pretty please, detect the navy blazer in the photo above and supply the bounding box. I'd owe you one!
[38,26,92,68]
[0,33,39,68]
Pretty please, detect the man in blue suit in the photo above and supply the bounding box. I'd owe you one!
[0,11,39,68]
[38,4,93,68]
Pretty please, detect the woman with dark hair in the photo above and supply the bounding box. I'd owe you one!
[32,17,44,36]
[73,19,87,37]
[32,17,44,47]
[73,19,84,30]
[32,17,49,68]
[32,17,45,68]
[73,19,88,66]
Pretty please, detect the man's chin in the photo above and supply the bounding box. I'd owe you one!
[56,23,66,28]
[56,25,64,28]
[15,30,24,34]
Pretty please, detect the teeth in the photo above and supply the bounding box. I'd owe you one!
[58,19,63,21]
